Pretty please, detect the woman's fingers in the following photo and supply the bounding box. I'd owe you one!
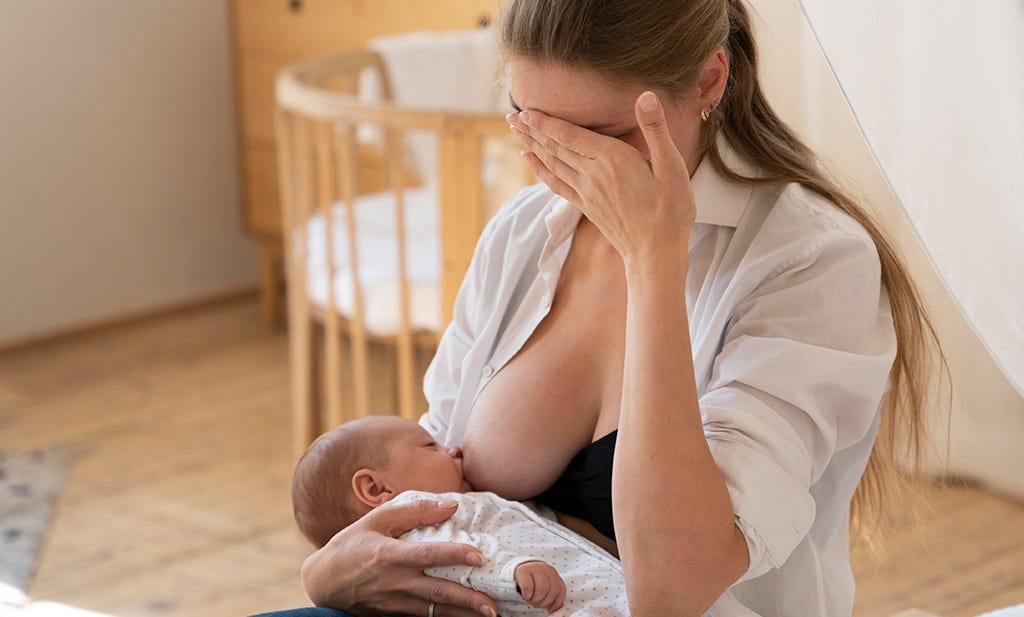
[634,91,688,179]
[405,577,498,617]
[364,540,497,616]
[383,537,484,570]
[373,594,489,617]
[509,119,582,173]
[365,499,462,541]
[514,110,599,162]
[521,151,582,204]
[509,124,582,189]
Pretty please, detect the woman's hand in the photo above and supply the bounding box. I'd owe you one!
[507,91,696,275]
[300,498,498,617]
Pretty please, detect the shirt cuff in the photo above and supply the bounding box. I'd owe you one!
[707,438,816,581]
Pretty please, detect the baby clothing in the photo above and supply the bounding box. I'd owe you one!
[392,490,629,617]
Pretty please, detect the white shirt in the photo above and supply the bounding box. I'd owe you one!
[419,139,897,617]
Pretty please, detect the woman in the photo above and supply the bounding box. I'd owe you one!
[297,0,945,615]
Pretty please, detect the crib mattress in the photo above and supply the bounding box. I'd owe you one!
[303,185,442,336]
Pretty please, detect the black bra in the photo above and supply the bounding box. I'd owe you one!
[535,430,618,542]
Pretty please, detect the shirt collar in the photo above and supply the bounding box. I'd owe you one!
[691,135,756,228]
[542,134,757,243]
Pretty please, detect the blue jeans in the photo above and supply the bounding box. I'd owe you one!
[250,609,355,617]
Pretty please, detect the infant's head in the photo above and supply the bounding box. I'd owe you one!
[292,415,470,547]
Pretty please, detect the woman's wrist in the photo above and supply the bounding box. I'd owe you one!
[623,248,689,285]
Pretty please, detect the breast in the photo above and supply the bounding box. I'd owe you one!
[462,222,626,500]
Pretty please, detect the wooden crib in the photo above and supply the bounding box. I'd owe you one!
[275,48,531,459]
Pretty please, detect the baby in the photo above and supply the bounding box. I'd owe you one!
[291,415,629,617]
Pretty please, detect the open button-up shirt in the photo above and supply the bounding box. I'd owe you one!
[419,139,897,617]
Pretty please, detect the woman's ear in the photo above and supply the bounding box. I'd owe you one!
[698,46,729,103]
[352,468,394,508]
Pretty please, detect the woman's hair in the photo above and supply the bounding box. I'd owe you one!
[497,0,950,538]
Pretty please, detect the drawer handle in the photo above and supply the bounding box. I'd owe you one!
[289,0,302,14]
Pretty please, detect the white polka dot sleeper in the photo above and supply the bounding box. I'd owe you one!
[392,490,627,616]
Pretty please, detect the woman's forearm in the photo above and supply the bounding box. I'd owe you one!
[613,257,749,616]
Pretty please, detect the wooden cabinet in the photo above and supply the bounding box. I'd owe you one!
[230,0,500,323]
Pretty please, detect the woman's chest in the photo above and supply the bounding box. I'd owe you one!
[461,223,628,499]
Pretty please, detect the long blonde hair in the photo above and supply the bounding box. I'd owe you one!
[498,0,950,537]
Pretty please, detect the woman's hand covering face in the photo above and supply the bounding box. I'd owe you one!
[507,91,697,273]
[300,498,498,617]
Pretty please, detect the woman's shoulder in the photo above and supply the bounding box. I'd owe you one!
[744,180,880,274]
[766,181,875,246]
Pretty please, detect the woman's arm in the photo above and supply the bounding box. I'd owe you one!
[614,257,748,616]
[511,94,747,615]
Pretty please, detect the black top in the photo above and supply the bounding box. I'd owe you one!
[535,430,618,542]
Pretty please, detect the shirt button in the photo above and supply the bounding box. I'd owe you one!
[541,294,551,308]
[482,365,494,378]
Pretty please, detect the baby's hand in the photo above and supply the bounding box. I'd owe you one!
[514,560,566,613]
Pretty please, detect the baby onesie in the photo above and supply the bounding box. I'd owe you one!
[391,490,628,617]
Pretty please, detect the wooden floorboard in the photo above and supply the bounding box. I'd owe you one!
[1,298,1021,617]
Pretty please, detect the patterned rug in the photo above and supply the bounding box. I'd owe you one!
[0,450,68,594]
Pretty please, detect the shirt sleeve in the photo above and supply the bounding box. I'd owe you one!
[418,211,501,442]
[700,230,897,582]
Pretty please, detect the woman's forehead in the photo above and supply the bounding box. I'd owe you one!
[508,59,638,131]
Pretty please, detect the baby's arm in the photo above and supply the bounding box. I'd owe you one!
[422,533,558,605]
[514,560,566,612]
[387,495,561,605]
[392,492,564,608]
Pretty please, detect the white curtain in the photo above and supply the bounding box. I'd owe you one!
[795,1,1024,395]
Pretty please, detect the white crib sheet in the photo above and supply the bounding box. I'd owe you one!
[303,185,442,336]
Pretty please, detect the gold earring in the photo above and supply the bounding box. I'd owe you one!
[701,99,721,122]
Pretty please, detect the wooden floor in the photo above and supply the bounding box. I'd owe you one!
[1,299,1021,617]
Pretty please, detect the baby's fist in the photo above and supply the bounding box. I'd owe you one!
[514,560,566,613]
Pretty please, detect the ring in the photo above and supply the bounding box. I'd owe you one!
[428,602,436,617]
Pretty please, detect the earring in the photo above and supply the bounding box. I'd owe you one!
[701,98,721,122]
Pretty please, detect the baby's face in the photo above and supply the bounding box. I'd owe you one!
[381,420,472,496]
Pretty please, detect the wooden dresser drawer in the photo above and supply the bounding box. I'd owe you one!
[234,0,349,58]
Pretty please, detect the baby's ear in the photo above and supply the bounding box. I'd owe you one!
[352,468,393,508]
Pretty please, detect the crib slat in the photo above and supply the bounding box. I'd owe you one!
[384,129,418,421]
[278,110,318,460]
[336,122,371,419]
[315,120,345,430]
[439,129,486,325]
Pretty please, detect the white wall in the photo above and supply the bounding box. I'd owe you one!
[0,1,257,347]
[748,0,1024,497]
